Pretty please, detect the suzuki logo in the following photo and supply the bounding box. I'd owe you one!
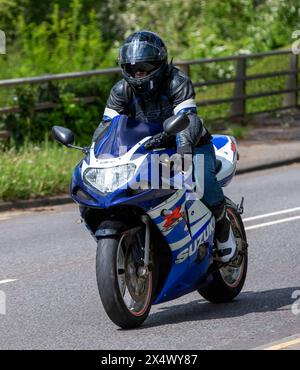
[163,206,185,230]
[175,217,215,264]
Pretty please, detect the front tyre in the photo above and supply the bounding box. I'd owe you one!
[96,235,153,329]
[198,203,248,303]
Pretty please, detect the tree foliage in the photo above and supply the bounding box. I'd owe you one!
[1,0,299,76]
[0,0,299,146]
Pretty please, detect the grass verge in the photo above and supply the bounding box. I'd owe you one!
[0,142,82,201]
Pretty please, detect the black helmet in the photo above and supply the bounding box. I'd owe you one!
[119,30,168,96]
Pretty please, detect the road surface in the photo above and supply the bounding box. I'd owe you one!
[0,164,299,350]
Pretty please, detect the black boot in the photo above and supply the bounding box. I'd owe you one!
[212,202,236,262]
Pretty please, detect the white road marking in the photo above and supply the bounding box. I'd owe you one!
[245,214,300,230]
[0,279,17,285]
[244,206,300,222]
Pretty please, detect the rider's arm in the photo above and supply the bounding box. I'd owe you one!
[92,80,131,142]
[169,68,205,153]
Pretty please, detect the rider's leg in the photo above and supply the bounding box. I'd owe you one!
[211,201,236,262]
[193,143,236,262]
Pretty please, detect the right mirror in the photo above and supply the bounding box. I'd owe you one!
[163,113,189,135]
[51,126,75,147]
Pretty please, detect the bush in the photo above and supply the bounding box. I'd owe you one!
[1,0,300,147]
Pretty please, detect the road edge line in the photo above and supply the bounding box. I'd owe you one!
[253,334,300,350]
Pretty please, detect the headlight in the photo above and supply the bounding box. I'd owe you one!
[83,164,136,194]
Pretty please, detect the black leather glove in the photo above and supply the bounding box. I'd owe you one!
[172,144,193,174]
[145,132,170,150]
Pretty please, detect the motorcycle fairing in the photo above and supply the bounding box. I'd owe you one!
[70,115,237,304]
[147,190,214,304]
[212,134,238,187]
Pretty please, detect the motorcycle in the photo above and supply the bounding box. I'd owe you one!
[52,113,248,329]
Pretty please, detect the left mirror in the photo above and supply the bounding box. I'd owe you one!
[52,126,75,147]
[163,113,189,136]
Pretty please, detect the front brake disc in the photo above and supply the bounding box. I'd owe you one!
[125,250,148,302]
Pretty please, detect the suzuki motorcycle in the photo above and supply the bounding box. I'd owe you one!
[52,113,248,329]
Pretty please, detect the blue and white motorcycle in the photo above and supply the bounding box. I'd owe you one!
[52,113,248,329]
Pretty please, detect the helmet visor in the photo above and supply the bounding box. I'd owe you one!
[119,40,166,64]
[123,61,162,78]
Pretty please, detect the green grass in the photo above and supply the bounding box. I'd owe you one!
[0,142,82,201]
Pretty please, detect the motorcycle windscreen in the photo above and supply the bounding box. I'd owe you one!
[94,115,164,158]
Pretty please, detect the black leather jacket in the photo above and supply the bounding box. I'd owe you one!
[93,65,208,149]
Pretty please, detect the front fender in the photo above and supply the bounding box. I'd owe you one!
[95,220,142,239]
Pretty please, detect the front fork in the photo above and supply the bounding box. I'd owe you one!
[138,215,151,278]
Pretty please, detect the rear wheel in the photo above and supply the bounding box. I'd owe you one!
[198,204,248,303]
[96,232,154,329]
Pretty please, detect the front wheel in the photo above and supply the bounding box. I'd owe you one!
[198,203,248,303]
[96,233,154,329]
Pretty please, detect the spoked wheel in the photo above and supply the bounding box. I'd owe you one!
[96,231,154,329]
[219,207,247,288]
[198,204,248,303]
[117,234,153,316]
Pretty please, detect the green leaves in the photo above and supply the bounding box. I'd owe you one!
[0,0,300,148]
[0,0,111,79]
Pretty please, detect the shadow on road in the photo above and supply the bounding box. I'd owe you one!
[140,286,299,329]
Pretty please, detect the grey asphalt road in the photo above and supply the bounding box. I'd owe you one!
[0,164,300,350]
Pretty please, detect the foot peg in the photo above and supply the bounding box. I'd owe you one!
[237,196,244,215]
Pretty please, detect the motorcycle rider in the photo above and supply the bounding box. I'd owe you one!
[92,30,236,263]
